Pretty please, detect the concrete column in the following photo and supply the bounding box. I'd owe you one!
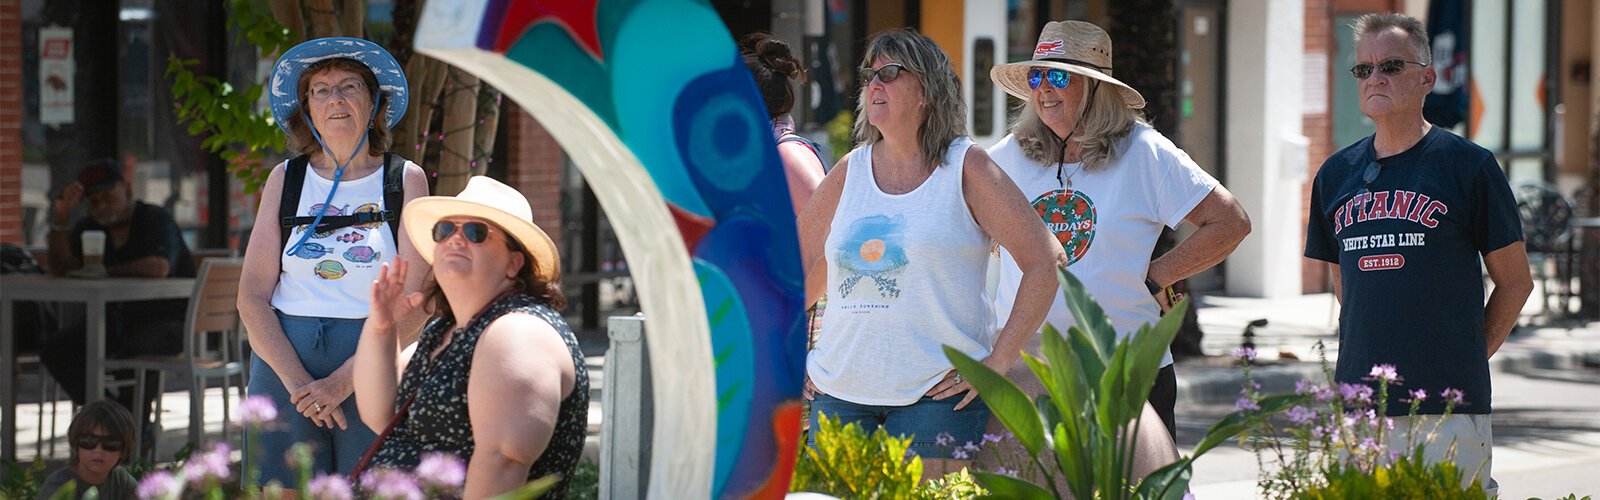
[1225,0,1307,297]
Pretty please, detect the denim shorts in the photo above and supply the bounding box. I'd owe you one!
[244,310,377,486]
[807,393,991,459]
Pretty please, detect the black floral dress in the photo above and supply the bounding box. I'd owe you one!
[372,293,589,497]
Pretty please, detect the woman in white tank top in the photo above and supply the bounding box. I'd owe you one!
[796,29,1066,480]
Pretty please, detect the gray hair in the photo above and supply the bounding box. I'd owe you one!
[1011,80,1147,171]
[1351,13,1431,65]
[852,29,968,169]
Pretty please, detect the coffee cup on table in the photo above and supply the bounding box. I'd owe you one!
[80,229,107,277]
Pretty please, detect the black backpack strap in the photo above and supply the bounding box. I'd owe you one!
[383,152,406,239]
[278,155,311,253]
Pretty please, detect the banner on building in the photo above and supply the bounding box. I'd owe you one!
[1424,0,1469,129]
[39,26,74,127]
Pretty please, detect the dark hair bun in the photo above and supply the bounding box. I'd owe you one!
[740,33,805,118]
[745,33,802,80]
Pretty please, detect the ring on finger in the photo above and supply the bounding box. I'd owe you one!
[953,373,964,384]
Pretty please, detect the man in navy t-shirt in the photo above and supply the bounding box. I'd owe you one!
[1304,13,1531,495]
[42,159,196,432]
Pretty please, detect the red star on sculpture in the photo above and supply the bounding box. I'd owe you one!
[497,0,604,60]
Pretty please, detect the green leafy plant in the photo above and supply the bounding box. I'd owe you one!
[791,412,924,499]
[0,459,48,500]
[166,0,295,194]
[917,468,988,499]
[1294,454,1486,500]
[946,268,1306,499]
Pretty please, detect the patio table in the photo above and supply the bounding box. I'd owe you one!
[1,275,194,460]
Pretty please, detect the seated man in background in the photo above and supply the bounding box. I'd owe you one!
[41,159,196,435]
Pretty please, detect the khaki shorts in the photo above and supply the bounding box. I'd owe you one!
[1386,414,1497,495]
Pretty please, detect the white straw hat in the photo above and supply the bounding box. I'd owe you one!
[989,20,1145,109]
[403,176,560,281]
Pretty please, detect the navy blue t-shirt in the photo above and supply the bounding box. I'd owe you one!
[1305,126,1522,416]
[70,201,197,328]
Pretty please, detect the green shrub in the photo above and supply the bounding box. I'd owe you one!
[790,412,923,499]
[947,268,1306,499]
[1294,454,1487,500]
[916,468,988,499]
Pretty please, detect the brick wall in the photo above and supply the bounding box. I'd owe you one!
[1302,0,1333,293]
[501,103,564,247]
[0,0,21,244]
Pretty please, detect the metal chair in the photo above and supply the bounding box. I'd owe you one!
[1514,182,1575,318]
[105,258,248,460]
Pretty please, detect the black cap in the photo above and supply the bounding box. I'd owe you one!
[76,159,125,194]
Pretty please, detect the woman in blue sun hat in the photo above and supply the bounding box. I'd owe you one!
[237,36,430,488]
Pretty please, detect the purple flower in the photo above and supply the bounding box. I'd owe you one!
[951,448,969,460]
[935,432,954,448]
[183,443,231,486]
[1235,397,1260,412]
[1358,437,1380,453]
[994,466,1017,477]
[1338,383,1374,405]
[361,468,423,500]
[234,395,278,427]
[1286,405,1316,425]
[1184,493,1197,500]
[1295,380,1318,395]
[1408,389,1427,402]
[1366,364,1402,384]
[1232,347,1257,362]
[1441,388,1465,405]
[308,473,354,500]
[136,470,183,500]
[982,433,1003,444]
[414,453,466,492]
[962,441,981,453]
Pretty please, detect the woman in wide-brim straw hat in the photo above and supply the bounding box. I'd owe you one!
[796,28,1065,481]
[986,20,1251,441]
[237,36,429,489]
[352,176,589,498]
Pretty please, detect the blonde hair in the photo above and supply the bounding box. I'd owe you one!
[1011,80,1146,171]
[851,29,967,169]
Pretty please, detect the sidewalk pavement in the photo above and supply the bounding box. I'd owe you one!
[1178,292,1600,406]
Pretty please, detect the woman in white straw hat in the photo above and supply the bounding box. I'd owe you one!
[987,20,1251,439]
[797,28,1064,480]
[237,36,429,488]
[351,176,588,498]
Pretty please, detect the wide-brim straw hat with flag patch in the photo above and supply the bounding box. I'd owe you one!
[990,20,1145,109]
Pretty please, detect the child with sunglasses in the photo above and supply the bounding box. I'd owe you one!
[37,400,138,500]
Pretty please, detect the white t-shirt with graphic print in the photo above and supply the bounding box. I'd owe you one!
[989,125,1218,368]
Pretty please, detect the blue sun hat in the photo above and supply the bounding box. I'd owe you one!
[268,36,409,134]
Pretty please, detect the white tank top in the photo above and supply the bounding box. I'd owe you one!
[807,137,995,406]
[271,161,402,319]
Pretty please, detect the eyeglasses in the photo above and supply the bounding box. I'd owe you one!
[1360,161,1383,193]
[432,220,492,244]
[1028,68,1071,89]
[1349,59,1428,79]
[859,64,908,84]
[308,80,370,101]
[74,434,124,452]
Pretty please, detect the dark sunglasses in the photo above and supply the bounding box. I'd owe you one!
[859,63,908,84]
[1028,68,1071,89]
[1350,59,1428,79]
[1360,161,1383,193]
[74,434,124,452]
[432,220,491,244]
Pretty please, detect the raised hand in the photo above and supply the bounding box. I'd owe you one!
[368,260,424,335]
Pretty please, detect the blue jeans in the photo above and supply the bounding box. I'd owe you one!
[808,394,991,459]
[244,311,376,486]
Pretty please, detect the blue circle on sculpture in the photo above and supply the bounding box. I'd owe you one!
[674,66,766,193]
